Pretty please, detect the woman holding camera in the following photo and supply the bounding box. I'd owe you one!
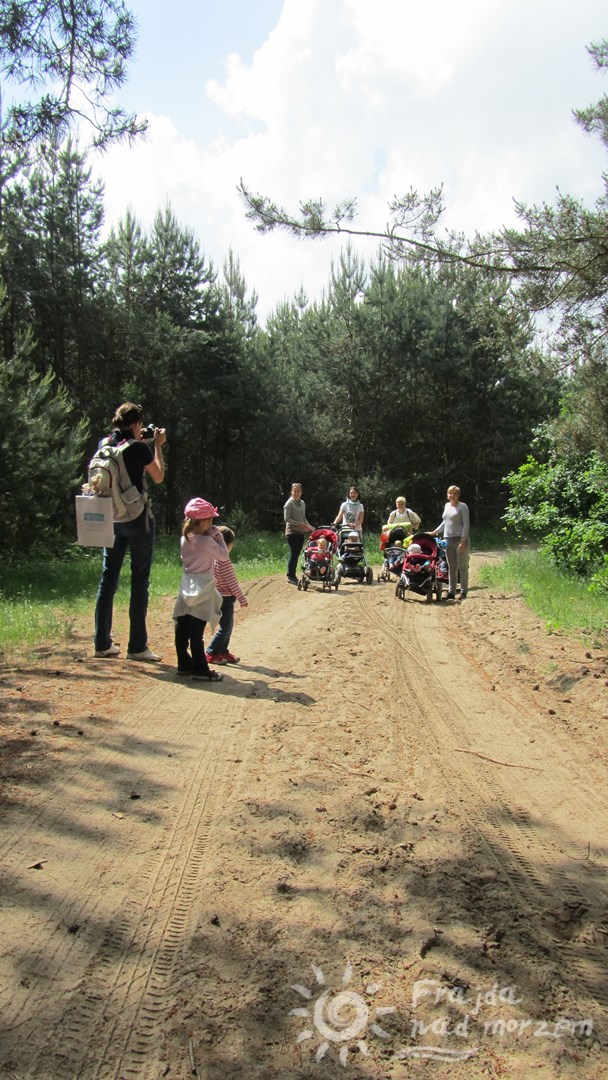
[94,402,167,661]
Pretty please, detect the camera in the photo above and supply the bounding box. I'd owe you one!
[141,423,157,440]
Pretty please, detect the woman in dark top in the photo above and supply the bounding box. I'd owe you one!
[94,402,166,660]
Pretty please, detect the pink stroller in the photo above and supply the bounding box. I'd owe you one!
[299,527,340,591]
[395,533,445,602]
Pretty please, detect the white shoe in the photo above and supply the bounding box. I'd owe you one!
[94,643,120,657]
[126,648,162,662]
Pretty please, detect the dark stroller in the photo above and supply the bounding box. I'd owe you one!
[380,524,415,550]
[335,527,374,586]
[299,527,339,591]
[378,543,406,583]
[395,533,444,602]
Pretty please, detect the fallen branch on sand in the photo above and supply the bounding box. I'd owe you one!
[344,696,371,711]
[454,748,542,771]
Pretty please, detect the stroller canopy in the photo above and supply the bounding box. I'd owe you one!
[309,527,339,546]
[408,532,439,558]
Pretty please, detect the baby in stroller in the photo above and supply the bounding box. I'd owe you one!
[335,528,374,586]
[378,539,406,582]
[308,536,331,575]
[299,527,339,591]
[396,534,444,602]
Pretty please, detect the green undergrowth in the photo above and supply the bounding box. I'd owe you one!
[0,531,316,653]
[477,548,608,645]
[0,529,514,653]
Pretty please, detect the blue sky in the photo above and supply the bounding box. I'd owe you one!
[90,0,608,322]
[116,0,284,141]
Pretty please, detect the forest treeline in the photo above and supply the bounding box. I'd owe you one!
[0,136,561,553]
[1,9,607,576]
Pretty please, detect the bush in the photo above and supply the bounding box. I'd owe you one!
[503,452,608,577]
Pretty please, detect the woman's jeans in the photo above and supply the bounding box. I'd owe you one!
[445,536,469,595]
[286,533,304,579]
[207,595,235,655]
[94,515,155,653]
[175,614,209,674]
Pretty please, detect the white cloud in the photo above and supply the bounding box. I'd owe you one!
[93,0,608,321]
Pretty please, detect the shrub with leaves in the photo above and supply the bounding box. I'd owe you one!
[503,453,608,579]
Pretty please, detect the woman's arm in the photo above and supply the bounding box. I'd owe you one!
[459,503,470,543]
[144,429,167,484]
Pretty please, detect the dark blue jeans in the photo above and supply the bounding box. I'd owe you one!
[207,595,235,656]
[94,514,155,654]
[286,533,304,579]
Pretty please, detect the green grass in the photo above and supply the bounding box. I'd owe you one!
[0,532,290,652]
[477,548,608,644]
[4,531,572,653]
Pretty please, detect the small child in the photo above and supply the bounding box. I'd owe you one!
[173,498,229,682]
[342,530,364,562]
[385,542,405,574]
[404,542,431,574]
[308,535,331,575]
[206,525,248,665]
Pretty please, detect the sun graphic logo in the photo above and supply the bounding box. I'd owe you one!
[289,962,395,1065]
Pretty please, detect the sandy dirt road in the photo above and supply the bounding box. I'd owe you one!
[1,556,608,1079]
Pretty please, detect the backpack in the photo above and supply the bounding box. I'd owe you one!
[87,438,150,524]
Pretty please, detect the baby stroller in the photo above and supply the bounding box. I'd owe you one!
[380,524,415,550]
[335,527,374,586]
[395,533,444,602]
[378,542,406,583]
[298,527,339,591]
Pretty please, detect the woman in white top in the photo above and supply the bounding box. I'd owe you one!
[430,485,470,600]
[384,496,421,539]
[334,486,364,536]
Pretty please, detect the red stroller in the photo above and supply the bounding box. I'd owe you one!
[299,527,340,591]
[395,533,446,602]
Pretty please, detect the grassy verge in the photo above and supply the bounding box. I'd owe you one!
[0,532,293,652]
[0,529,522,653]
[477,548,608,644]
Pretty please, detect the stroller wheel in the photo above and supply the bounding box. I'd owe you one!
[365,566,374,586]
[302,578,309,591]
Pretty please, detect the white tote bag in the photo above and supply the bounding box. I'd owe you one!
[75,495,115,548]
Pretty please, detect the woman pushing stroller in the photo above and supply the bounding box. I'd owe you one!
[334,486,364,535]
[430,485,470,600]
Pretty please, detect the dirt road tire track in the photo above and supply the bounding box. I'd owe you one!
[358,587,608,1021]
[1,564,607,1078]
